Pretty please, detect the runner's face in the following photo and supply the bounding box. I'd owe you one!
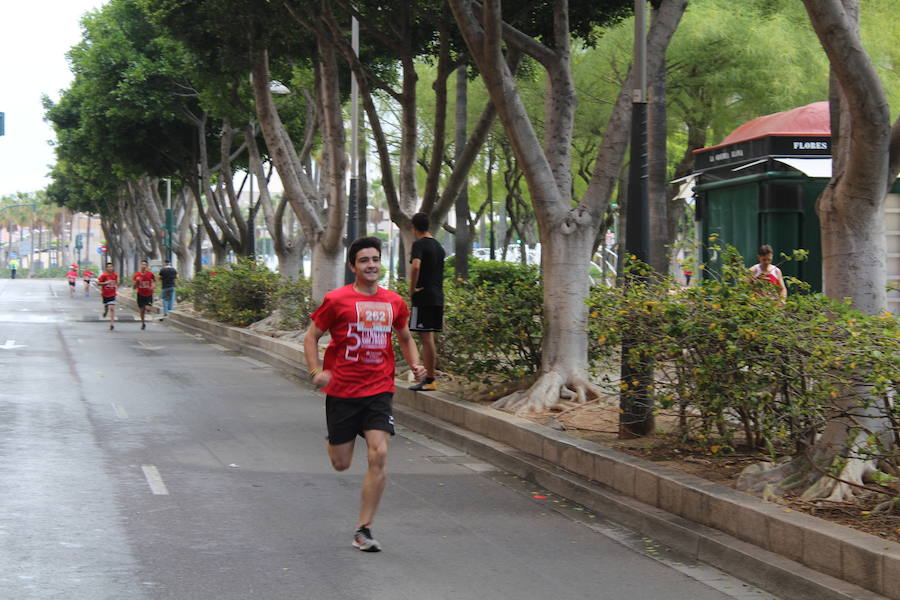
[758,253,772,268]
[350,247,381,284]
[140,262,148,271]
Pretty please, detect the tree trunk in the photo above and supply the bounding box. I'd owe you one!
[739,0,898,503]
[454,65,471,279]
[449,0,686,412]
[648,59,669,274]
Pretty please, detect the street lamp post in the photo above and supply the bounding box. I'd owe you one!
[345,16,361,284]
[165,179,174,264]
[619,0,654,438]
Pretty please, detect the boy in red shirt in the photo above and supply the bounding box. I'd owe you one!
[96,262,119,330]
[66,266,79,297]
[132,259,156,330]
[304,236,426,553]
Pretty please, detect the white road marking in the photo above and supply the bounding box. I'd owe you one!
[141,465,169,496]
[111,402,128,419]
[136,340,165,351]
[0,340,27,350]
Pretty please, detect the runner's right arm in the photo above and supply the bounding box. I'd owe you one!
[303,322,331,388]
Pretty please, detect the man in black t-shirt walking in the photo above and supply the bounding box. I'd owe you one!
[158,261,178,319]
[408,212,445,391]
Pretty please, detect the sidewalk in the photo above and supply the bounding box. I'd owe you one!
[116,296,898,600]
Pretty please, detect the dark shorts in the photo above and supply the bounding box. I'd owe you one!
[137,294,153,308]
[410,305,443,332]
[325,392,395,445]
[68,281,76,287]
[102,295,117,306]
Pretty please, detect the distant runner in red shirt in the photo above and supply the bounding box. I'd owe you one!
[82,268,95,297]
[96,262,119,330]
[304,236,426,553]
[132,259,155,330]
[66,266,79,297]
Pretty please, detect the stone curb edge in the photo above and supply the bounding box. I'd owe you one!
[135,304,897,600]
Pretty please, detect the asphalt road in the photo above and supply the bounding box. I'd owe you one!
[0,278,775,600]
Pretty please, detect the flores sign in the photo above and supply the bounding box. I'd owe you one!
[694,136,831,170]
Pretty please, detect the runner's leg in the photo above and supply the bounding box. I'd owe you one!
[357,429,389,528]
[327,439,355,472]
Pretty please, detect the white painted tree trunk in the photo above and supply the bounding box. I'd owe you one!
[450,0,686,413]
[739,0,898,503]
[310,242,343,304]
[492,220,600,413]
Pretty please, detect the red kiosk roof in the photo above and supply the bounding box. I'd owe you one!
[695,101,830,154]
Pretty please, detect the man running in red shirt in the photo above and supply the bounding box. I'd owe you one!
[96,262,119,330]
[66,265,79,298]
[304,236,426,553]
[132,259,155,330]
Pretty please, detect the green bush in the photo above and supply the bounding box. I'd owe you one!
[185,258,280,326]
[587,245,900,457]
[274,277,316,330]
[440,261,543,384]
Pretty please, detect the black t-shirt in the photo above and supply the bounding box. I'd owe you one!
[410,237,445,306]
[159,266,178,289]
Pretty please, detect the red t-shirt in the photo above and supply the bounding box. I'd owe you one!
[82,270,94,281]
[311,284,410,398]
[97,272,118,298]
[133,271,155,296]
[66,270,78,283]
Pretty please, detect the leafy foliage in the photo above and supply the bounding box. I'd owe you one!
[273,277,317,330]
[185,258,280,326]
[440,260,543,383]
[587,246,900,458]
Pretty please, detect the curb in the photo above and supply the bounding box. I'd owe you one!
[137,304,897,600]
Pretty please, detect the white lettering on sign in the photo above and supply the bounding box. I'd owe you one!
[792,141,828,150]
[708,148,745,163]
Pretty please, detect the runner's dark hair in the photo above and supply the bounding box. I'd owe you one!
[757,244,773,256]
[348,236,382,265]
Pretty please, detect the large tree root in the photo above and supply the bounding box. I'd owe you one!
[492,372,605,414]
[737,451,880,503]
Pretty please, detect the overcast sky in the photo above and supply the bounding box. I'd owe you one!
[0,1,107,197]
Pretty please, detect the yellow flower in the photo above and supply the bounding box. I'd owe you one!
[597,335,607,344]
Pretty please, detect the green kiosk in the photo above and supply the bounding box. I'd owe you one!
[691,101,900,307]
[691,101,836,291]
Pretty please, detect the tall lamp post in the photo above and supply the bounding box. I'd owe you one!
[345,16,361,284]
[164,179,174,264]
[619,0,653,438]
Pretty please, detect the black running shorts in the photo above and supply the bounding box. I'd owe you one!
[325,392,395,445]
[409,305,443,332]
[102,295,117,306]
[137,294,153,308]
